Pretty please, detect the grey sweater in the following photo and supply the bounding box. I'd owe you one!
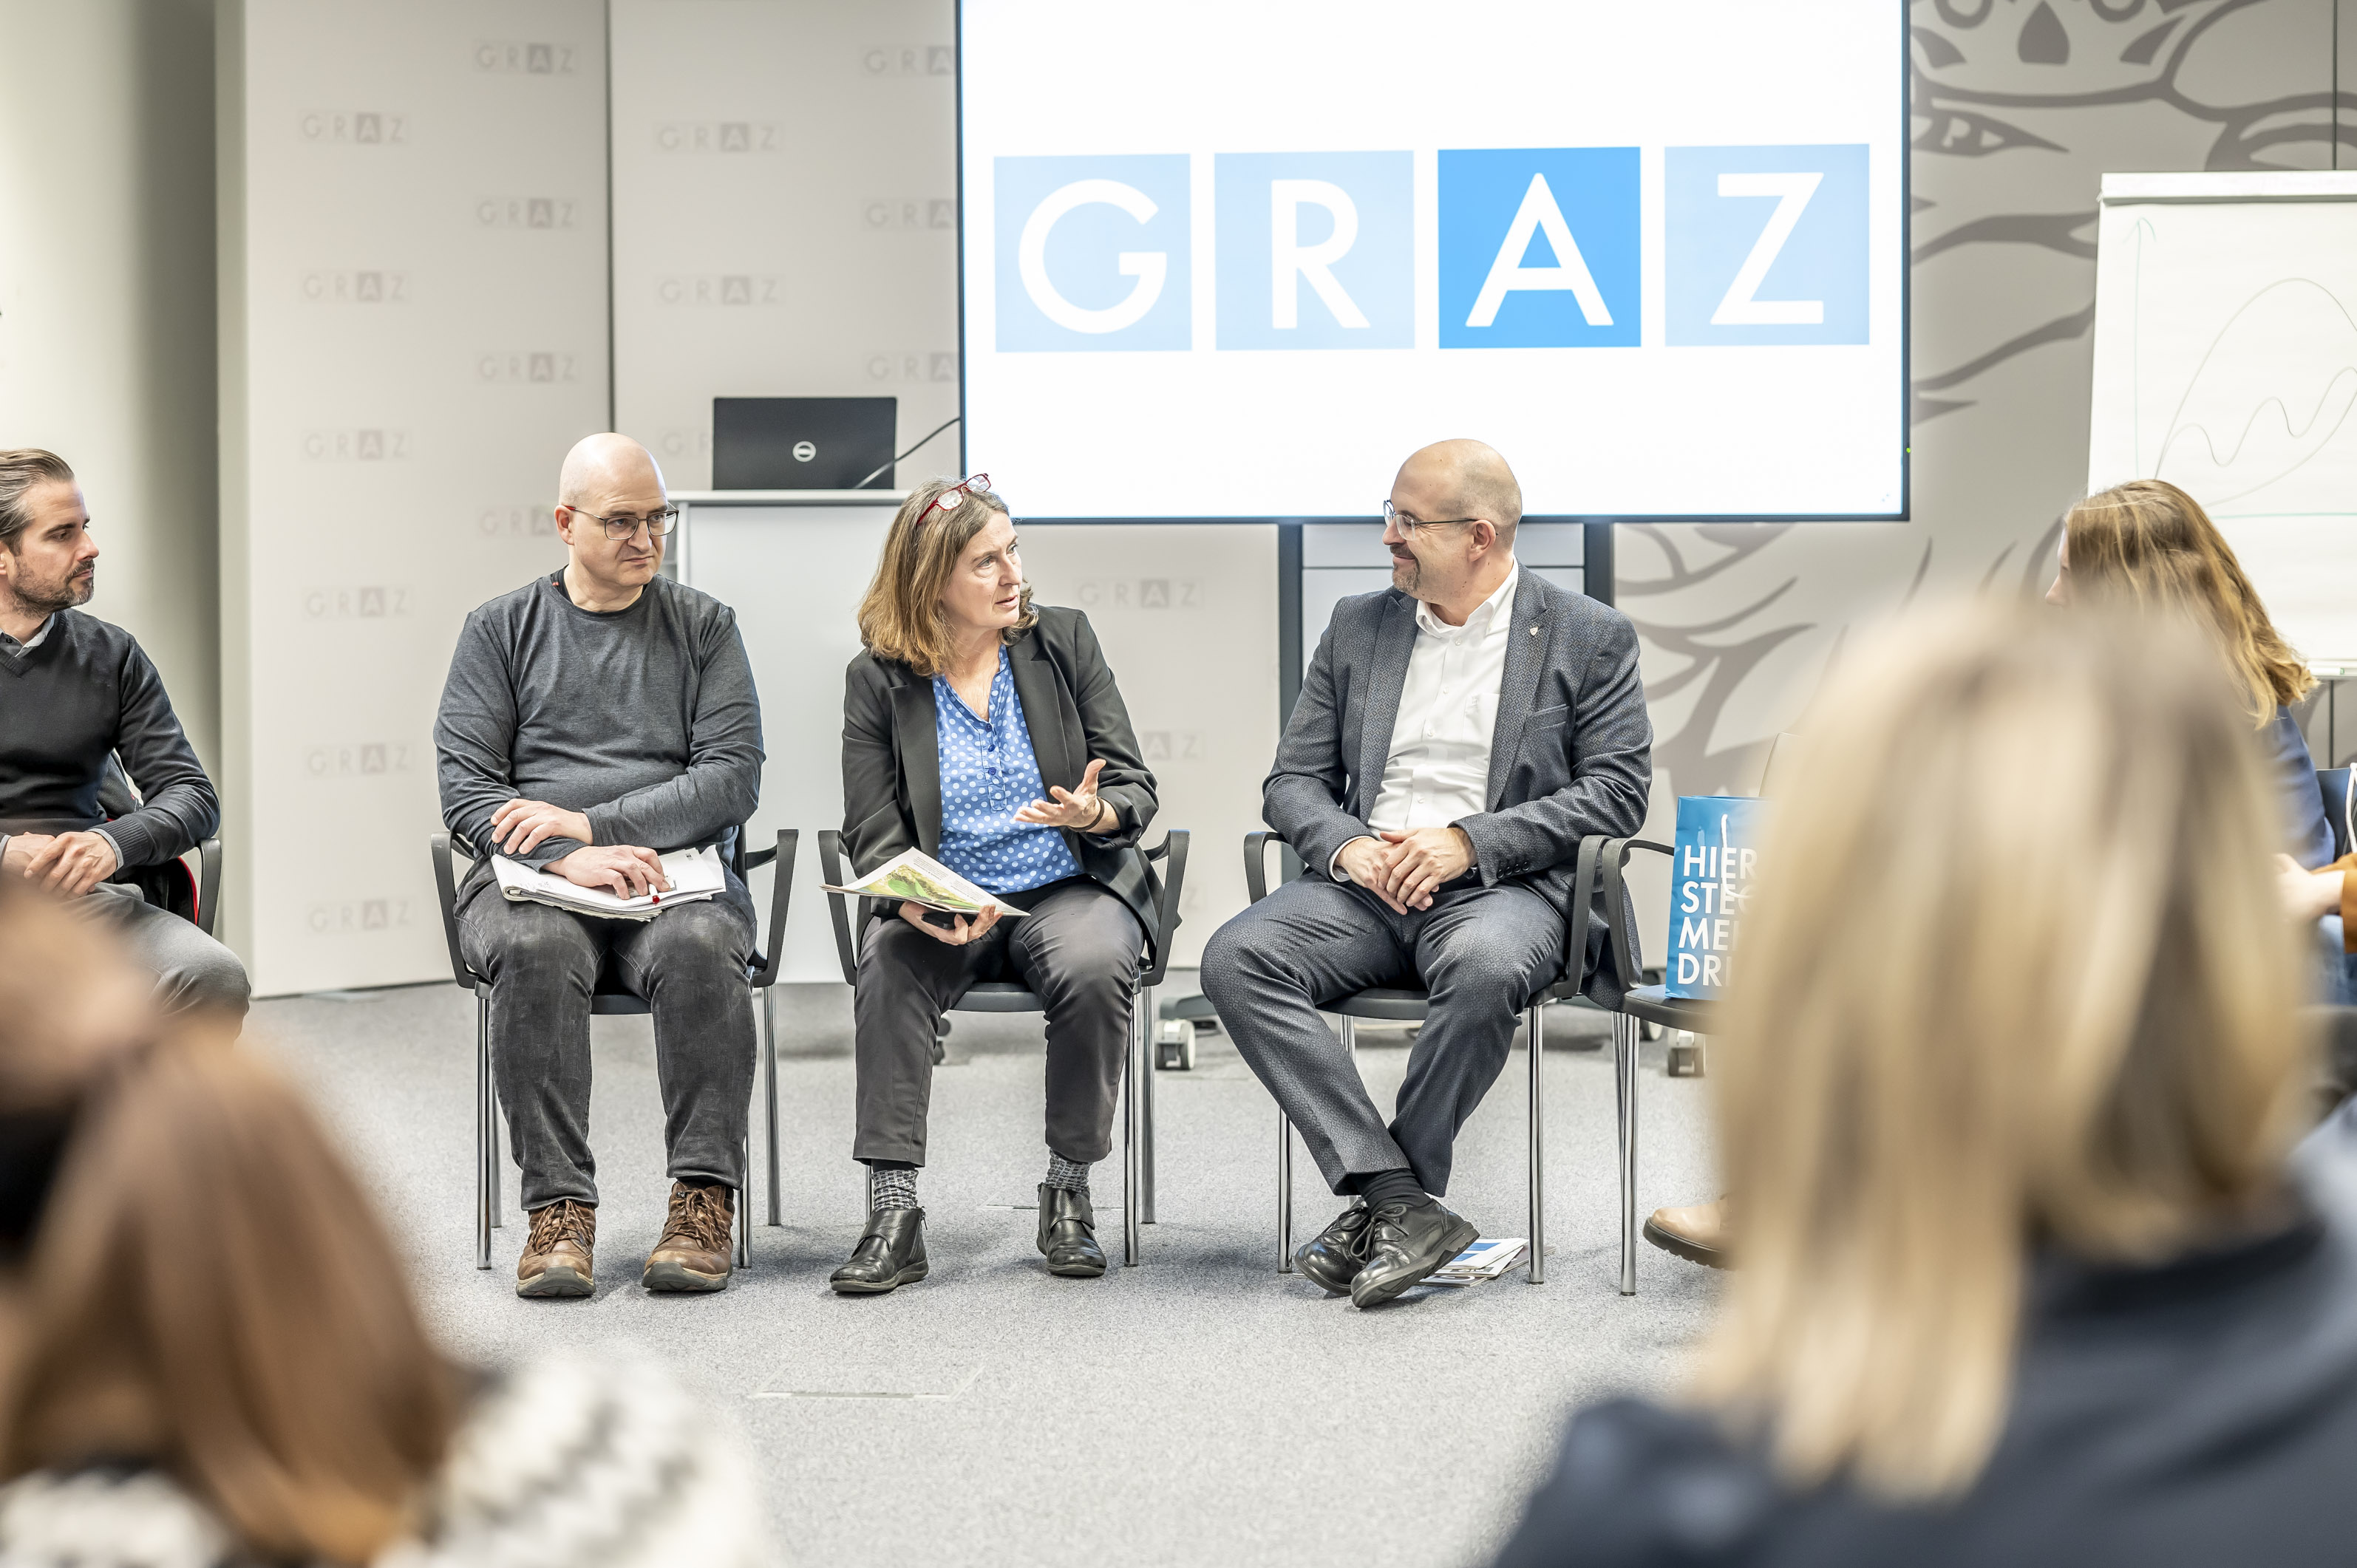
[435,573,763,891]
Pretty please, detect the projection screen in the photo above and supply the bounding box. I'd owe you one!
[956,0,1908,521]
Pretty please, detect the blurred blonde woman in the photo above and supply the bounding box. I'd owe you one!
[0,879,769,1568]
[1497,600,2357,1565]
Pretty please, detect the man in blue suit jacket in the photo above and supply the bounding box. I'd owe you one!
[1201,440,1652,1306]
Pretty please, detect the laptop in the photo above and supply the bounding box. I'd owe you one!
[711,397,899,490]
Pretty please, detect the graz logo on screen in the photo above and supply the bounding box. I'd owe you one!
[990,146,1868,352]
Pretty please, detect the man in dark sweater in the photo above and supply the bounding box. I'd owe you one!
[0,449,248,1018]
[435,432,764,1300]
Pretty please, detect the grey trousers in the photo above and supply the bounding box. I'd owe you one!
[83,884,251,1019]
[1199,875,1566,1198]
[458,887,756,1211]
[853,878,1143,1167]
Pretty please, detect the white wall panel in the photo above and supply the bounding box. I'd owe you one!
[611,0,962,486]
[220,0,608,995]
[676,501,892,984]
[0,0,219,767]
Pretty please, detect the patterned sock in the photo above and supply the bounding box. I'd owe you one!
[1044,1152,1091,1195]
[868,1163,919,1211]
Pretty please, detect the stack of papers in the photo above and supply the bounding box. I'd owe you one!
[493,845,726,921]
[1424,1237,1531,1286]
[823,848,1028,918]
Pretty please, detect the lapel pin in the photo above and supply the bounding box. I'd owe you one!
[1528,625,1540,635]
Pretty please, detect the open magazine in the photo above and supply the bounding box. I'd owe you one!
[1423,1237,1531,1286]
[823,848,1028,918]
[493,845,727,922]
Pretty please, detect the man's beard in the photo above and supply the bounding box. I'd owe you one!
[1390,553,1421,596]
[6,564,92,616]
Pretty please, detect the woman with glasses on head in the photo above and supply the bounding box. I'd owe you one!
[829,475,1160,1294]
[1497,599,2357,1567]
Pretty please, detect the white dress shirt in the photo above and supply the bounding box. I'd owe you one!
[1334,565,1519,880]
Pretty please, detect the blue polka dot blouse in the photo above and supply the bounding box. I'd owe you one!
[932,647,1084,896]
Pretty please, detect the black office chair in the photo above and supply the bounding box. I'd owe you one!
[1576,834,1715,1295]
[1241,831,1613,1286]
[98,754,222,936]
[429,828,797,1272]
[814,828,1190,1267]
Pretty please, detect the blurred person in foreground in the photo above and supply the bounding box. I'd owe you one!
[1648,477,2343,1270]
[0,876,770,1567]
[0,448,247,1019]
[435,432,763,1298]
[1495,600,2357,1566]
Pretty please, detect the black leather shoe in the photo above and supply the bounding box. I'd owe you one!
[1350,1196,1480,1309]
[1036,1184,1108,1276]
[1294,1201,1374,1293]
[829,1208,928,1295]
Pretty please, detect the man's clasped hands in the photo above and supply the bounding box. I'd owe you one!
[1336,825,1476,914]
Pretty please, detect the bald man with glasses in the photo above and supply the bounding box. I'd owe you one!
[435,433,765,1299]
[1201,440,1652,1308]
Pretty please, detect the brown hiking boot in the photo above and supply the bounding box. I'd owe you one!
[643,1181,734,1293]
[517,1199,596,1298]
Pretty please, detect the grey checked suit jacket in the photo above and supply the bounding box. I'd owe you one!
[1263,571,1653,1004]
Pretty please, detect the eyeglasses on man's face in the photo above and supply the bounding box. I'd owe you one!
[566,505,680,542]
[1381,500,1481,536]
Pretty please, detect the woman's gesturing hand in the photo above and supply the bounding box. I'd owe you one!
[901,900,1001,946]
[1014,757,1116,835]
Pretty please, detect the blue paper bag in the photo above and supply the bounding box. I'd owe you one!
[1666,795,1766,1000]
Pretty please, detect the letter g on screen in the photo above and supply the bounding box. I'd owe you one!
[995,154,1191,352]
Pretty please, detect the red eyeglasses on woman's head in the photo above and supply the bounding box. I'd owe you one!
[924,474,991,519]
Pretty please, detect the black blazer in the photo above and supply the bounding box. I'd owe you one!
[841,606,1162,955]
[1265,571,1651,1003]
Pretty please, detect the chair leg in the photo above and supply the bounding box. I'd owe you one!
[1277,1111,1294,1272]
[491,1077,503,1228]
[475,993,493,1270]
[1528,1002,1545,1285]
[761,987,782,1227]
[1138,982,1156,1225]
[1122,1001,1144,1267]
[735,1133,752,1270]
[1340,1014,1356,1058]
[1615,1012,1640,1295]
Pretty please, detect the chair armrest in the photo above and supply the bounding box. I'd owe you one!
[747,829,797,989]
[814,830,861,987]
[194,836,222,939]
[1600,837,1674,995]
[1139,830,1190,988]
[427,832,484,990]
[1244,830,1286,905]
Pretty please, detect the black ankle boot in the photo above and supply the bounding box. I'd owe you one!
[830,1208,928,1295]
[1035,1184,1107,1277]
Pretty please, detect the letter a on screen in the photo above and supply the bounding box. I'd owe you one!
[1467,174,1612,328]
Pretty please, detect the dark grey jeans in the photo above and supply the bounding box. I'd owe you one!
[459,884,756,1211]
[854,877,1143,1168]
[1199,875,1567,1198]
[82,884,251,1018]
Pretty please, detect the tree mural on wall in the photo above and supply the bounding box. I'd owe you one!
[1626,0,2348,802]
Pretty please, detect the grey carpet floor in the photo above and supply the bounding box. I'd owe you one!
[258,975,1721,1568]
